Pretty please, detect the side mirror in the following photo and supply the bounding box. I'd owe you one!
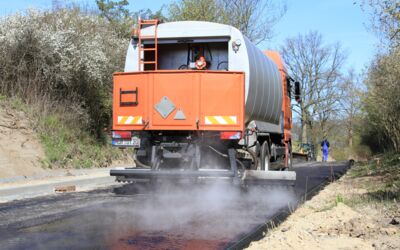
[294,81,301,103]
[286,77,292,98]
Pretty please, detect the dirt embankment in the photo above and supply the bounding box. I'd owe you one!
[247,170,400,250]
[0,103,45,178]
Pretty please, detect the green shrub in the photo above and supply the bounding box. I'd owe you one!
[0,8,127,139]
[350,153,400,198]
[0,8,133,168]
[363,48,400,153]
[37,111,130,168]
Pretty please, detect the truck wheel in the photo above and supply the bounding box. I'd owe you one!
[260,141,271,171]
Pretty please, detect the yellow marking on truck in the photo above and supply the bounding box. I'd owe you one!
[205,116,237,125]
[117,116,143,125]
[222,116,236,124]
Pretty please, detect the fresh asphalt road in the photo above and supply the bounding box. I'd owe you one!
[0,162,349,250]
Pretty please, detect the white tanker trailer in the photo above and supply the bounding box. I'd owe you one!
[110,20,301,185]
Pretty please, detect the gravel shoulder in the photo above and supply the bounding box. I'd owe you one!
[247,164,400,250]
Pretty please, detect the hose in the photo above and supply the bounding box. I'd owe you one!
[206,44,213,61]
[246,148,258,169]
[134,159,151,168]
[208,145,245,170]
[133,151,151,168]
[208,145,228,157]
[187,44,190,65]
[217,61,228,70]
[236,158,246,171]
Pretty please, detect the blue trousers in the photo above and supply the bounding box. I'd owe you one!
[322,149,328,162]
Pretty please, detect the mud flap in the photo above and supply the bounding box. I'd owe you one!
[242,170,296,186]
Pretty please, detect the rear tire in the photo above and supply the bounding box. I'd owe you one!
[260,141,271,171]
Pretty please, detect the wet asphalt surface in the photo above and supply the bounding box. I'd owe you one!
[0,162,349,250]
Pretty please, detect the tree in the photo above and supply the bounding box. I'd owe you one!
[96,0,132,37]
[220,0,286,44]
[168,0,225,23]
[96,0,166,38]
[280,31,346,144]
[133,8,166,21]
[359,0,399,47]
[96,0,130,22]
[363,48,400,152]
[168,0,286,44]
[339,69,363,147]
[357,0,400,153]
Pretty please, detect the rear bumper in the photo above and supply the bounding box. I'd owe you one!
[110,168,236,179]
[110,168,296,186]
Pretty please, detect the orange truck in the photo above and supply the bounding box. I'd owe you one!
[110,20,300,185]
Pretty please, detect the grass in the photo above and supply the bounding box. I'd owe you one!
[350,153,400,189]
[335,193,344,205]
[313,154,400,213]
[9,97,29,113]
[38,112,131,169]
[339,192,398,209]
[1,96,131,169]
[343,153,400,208]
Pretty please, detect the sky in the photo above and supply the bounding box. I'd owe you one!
[0,0,378,73]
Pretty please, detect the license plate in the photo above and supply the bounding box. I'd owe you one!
[112,137,140,148]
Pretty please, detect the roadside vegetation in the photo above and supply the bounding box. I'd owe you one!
[0,7,130,168]
[311,153,400,220]
[0,95,129,168]
[349,153,400,203]
[355,1,399,161]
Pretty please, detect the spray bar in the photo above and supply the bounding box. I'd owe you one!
[110,168,296,186]
[110,168,236,179]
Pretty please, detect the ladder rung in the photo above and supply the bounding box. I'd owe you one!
[142,48,157,51]
[140,23,158,26]
[140,20,158,24]
[140,61,157,64]
[139,25,157,29]
[140,35,156,39]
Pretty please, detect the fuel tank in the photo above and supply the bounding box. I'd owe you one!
[124,21,283,126]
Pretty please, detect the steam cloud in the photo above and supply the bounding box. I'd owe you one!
[2,180,297,249]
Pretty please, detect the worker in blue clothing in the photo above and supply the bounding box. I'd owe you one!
[321,139,330,162]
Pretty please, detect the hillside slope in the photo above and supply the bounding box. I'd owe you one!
[0,103,45,178]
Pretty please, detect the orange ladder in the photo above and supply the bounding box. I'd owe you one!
[137,19,159,71]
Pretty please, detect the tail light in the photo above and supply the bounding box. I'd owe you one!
[220,131,241,140]
[112,131,132,139]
